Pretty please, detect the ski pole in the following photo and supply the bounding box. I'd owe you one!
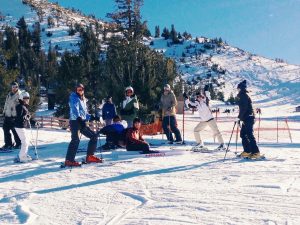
[34,121,39,159]
[182,99,185,144]
[235,122,240,155]
[223,121,237,162]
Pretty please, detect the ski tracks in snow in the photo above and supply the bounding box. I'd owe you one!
[104,179,154,225]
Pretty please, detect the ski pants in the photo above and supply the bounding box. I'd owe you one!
[162,115,182,142]
[65,120,98,162]
[15,128,29,160]
[3,117,21,147]
[126,142,150,152]
[194,119,224,145]
[240,117,259,154]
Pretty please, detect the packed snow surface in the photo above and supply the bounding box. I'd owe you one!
[1,109,300,225]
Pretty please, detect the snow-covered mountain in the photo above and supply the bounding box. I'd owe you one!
[1,0,300,114]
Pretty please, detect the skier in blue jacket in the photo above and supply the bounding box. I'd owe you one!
[64,83,102,167]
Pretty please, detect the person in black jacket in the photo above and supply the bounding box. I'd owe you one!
[236,80,261,159]
[14,92,31,162]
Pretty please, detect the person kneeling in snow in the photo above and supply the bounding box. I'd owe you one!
[187,92,225,151]
[14,91,31,162]
[98,115,126,150]
[65,84,102,167]
[125,118,158,154]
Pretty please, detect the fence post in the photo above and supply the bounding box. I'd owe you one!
[285,118,293,143]
[277,117,279,143]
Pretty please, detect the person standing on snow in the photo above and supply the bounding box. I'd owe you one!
[14,91,31,162]
[187,92,225,151]
[160,84,182,144]
[1,82,22,151]
[64,84,102,167]
[102,96,117,126]
[120,86,139,128]
[236,80,261,159]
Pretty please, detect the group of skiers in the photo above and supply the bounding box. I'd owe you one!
[1,79,261,166]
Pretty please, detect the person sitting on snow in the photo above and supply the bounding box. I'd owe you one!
[14,91,31,162]
[98,115,126,150]
[125,118,158,154]
[187,92,225,151]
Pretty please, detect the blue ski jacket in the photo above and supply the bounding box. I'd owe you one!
[69,92,88,121]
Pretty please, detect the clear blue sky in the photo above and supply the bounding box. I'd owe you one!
[48,0,300,65]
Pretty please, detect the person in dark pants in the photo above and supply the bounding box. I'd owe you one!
[126,118,158,154]
[102,96,117,126]
[1,82,22,150]
[236,80,261,159]
[160,84,182,144]
[65,84,102,167]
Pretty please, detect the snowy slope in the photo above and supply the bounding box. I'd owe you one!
[0,112,300,225]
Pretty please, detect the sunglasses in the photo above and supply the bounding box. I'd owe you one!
[11,85,18,89]
[23,97,30,100]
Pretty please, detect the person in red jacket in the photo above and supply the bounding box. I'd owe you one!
[125,118,158,154]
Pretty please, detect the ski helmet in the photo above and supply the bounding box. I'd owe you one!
[19,91,30,100]
[164,84,171,91]
[237,80,247,90]
[125,86,134,93]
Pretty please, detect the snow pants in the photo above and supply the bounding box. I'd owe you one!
[162,115,182,142]
[194,118,224,145]
[240,117,259,154]
[126,142,150,152]
[15,128,29,160]
[65,120,98,162]
[3,117,21,147]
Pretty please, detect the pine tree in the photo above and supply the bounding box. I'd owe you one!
[16,17,31,49]
[154,25,160,38]
[3,27,19,70]
[107,0,145,42]
[32,22,41,53]
[161,27,170,39]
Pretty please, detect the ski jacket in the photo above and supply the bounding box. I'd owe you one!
[102,102,117,120]
[15,102,30,128]
[100,122,125,135]
[237,90,255,121]
[160,90,177,117]
[3,90,22,117]
[69,92,88,121]
[120,95,139,121]
[187,99,214,122]
[125,127,147,145]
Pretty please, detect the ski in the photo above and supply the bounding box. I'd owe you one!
[60,162,82,168]
[236,154,266,161]
[0,148,14,153]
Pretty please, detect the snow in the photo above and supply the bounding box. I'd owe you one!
[1,2,300,224]
[1,107,300,224]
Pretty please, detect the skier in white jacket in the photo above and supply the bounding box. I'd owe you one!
[187,93,224,151]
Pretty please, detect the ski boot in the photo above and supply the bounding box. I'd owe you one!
[86,155,103,163]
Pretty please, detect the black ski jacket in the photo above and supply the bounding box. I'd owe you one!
[15,102,30,128]
[237,90,255,121]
